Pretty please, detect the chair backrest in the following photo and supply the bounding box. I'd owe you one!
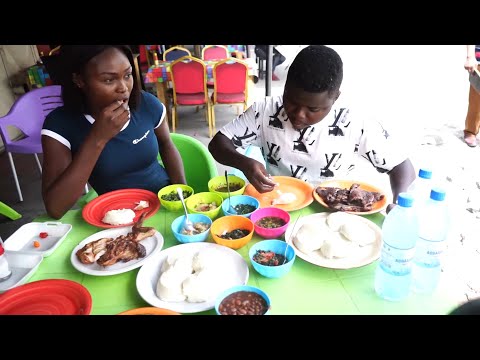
[170,56,208,97]
[202,45,229,61]
[167,133,218,193]
[213,58,248,101]
[0,85,63,148]
[163,46,191,61]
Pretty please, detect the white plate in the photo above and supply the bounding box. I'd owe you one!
[136,242,249,313]
[284,213,382,270]
[0,251,43,293]
[70,227,164,276]
[4,222,72,257]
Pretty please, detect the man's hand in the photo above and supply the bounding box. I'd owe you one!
[242,159,277,193]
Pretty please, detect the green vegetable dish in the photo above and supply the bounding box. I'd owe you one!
[161,190,192,202]
[233,204,257,215]
[255,216,286,229]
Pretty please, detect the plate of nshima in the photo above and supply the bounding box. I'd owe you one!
[82,188,160,228]
[284,213,382,270]
[136,242,249,314]
[71,217,164,276]
[244,176,314,211]
[313,180,388,215]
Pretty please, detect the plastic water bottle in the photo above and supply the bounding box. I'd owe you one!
[407,168,433,211]
[412,188,449,294]
[374,193,418,301]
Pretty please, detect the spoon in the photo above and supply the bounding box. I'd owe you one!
[282,215,301,265]
[177,187,195,233]
[224,170,236,214]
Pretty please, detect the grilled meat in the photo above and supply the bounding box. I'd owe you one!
[96,237,147,266]
[76,212,155,266]
[316,183,385,212]
[76,237,114,264]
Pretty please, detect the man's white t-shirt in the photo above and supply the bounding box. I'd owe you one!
[219,96,407,184]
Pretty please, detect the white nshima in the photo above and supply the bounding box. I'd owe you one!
[102,208,136,225]
[293,222,329,253]
[319,232,355,259]
[339,221,376,247]
[326,212,357,231]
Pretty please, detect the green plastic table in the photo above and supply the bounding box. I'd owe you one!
[31,202,460,315]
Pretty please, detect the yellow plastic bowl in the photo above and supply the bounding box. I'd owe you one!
[158,184,194,212]
[208,175,246,199]
[210,215,254,250]
[185,192,224,220]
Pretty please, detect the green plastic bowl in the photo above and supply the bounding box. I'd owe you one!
[158,184,194,212]
[208,175,246,200]
[185,192,224,220]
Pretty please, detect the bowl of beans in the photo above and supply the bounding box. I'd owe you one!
[215,285,271,315]
[250,207,291,239]
[210,215,254,250]
[185,192,224,220]
[171,213,212,243]
[208,174,246,200]
[158,184,194,212]
[249,239,296,278]
[221,194,260,218]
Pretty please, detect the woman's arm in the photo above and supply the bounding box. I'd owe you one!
[387,158,416,212]
[41,134,107,219]
[42,100,130,219]
[155,120,186,185]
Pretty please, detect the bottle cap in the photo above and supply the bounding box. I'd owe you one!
[430,188,446,201]
[418,169,433,179]
[397,192,414,207]
[0,245,4,256]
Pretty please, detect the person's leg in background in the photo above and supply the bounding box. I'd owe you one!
[272,49,286,81]
[464,75,480,147]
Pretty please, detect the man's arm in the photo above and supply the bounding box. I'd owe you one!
[387,158,416,212]
[208,132,275,192]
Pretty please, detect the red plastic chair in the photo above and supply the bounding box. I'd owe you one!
[202,45,229,61]
[211,58,249,136]
[0,85,63,202]
[170,56,213,137]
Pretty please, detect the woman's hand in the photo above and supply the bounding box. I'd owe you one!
[465,56,478,73]
[242,159,277,193]
[90,100,130,143]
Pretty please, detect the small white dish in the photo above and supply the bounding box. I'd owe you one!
[3,222,72,257]
[0,251,43,293]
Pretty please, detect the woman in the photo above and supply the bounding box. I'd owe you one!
[41,45,186,219]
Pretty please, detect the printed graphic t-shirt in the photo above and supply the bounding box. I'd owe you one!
[219,96,407,184]
[42,91,170,195]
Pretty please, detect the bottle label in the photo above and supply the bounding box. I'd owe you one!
[379,243,415,275]
[414,238,445,267]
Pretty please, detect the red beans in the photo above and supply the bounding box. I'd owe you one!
[219,291,268,315]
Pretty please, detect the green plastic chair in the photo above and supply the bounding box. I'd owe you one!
[0,201,22,220]
[77,133,218,206]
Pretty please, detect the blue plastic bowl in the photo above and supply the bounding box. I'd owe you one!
[248,239,296,278]
[221,195,260,218]
[215,285,271,315]
[171,214,212,243]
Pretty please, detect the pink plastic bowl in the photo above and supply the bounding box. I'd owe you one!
[250,207,291,239]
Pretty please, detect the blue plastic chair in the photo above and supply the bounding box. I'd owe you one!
[78,133,218,206]
[0,85,63,202]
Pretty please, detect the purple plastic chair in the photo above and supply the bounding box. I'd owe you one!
[0,85,63,202]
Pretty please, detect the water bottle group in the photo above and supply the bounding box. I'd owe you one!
[374,168,450,301]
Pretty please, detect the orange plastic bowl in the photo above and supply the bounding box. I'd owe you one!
[118,307,181,315]
[210,215,254,250]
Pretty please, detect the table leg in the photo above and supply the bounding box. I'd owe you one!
[155,82,171,125]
